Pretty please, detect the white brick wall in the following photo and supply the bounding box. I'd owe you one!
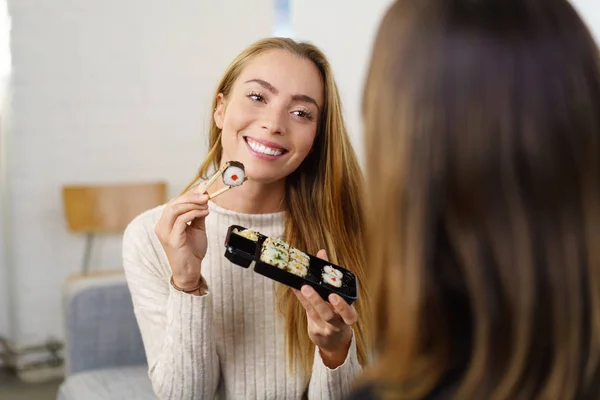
[291,0,394,168]
[4,0,272,346]
[1,0,599,351]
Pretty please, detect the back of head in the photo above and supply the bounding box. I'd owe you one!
[363,0,600,398]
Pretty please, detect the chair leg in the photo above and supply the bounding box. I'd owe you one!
[81,233,94,275]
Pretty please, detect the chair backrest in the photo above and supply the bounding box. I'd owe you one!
[62,273,148,376]
[62,182,167,233]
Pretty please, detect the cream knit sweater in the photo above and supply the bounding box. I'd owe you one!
[122,200,362,400]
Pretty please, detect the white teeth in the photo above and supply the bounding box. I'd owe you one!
[247,139,283,156]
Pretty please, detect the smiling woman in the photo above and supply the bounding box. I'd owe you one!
[122,37,370,400]
[213,49,323,185]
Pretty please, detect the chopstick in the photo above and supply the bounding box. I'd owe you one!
[196,162,248,200]
[207,176,249,200]
[197,164,228,195]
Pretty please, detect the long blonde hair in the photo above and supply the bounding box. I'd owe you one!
[183,37,370,376]
[361,0,600,399]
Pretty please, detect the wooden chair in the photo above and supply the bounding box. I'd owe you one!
[62,182,167,275]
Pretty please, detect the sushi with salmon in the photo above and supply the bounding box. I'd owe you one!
[323,265,343,279]
[322,265,343,288]
[222,161,246,187]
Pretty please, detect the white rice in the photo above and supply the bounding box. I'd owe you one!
[323,265,343,279]
[263,237,289,252]
[233,228,259,241]
[287,260,308,278]
[260,246,288,269]
[290,248,310,267]
[222,165,245,187]
[322,272,342,288]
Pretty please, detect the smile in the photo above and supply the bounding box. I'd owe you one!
[245,137,287,157]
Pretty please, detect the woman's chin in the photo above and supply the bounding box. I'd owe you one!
[243,166,286,185]
[246,175,285,186]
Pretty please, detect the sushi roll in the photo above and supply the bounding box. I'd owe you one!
[290,248,310,267]
[263,237,289,252]
[287,260,308,278]
[323,265,343,279]
[260,246,288,269]
[233,228,259,241]
[222,161,246,187]
[322,271,342,288]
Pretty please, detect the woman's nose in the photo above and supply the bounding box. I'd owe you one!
[260,108,286,135]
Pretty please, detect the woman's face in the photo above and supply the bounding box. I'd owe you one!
[214,49,324,184]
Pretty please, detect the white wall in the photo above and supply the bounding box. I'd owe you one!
[291,0,600,166]
[291,0,394,166]
[570,0,600,43]
[0,0,14,349]
[5,0,273,346]
[2,0,600,351]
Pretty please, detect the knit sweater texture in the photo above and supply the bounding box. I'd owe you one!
[122,200,361,399]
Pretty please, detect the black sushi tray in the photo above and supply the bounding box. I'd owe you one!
[223,224,358,305]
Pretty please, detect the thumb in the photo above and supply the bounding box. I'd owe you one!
[316,249,329,262]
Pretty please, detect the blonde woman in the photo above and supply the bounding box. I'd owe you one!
[122,38,370,400]
[349,0,600,399]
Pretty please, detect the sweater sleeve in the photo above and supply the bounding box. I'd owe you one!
[122,218,220,400]
[307,330,362,400]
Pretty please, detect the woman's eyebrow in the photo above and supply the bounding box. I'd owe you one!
[246,78,279,94]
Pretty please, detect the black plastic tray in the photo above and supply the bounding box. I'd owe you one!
[223,224,358,305]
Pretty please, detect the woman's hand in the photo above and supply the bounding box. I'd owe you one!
[154,186,210,291]
[292,249,357,369]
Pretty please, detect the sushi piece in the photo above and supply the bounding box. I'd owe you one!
[323,265,343,279]
[198,161,248,200]
[290,248,310,267]
[260,246,288,269]
[233,228,259,241]
[222,161,246,187]
[322,271,342,288]
[287,260,308,278]
[263,237,289,252]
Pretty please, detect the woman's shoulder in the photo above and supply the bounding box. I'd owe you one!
[124,204,167,242]
[122,204,173,288]
[122,204,169,271]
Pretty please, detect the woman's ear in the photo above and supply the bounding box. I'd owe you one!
[214,93,226,129]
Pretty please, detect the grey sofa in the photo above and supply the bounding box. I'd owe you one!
[57,272,157,400]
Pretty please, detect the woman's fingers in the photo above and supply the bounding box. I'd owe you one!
[329,294,358,326]
[159,201,205,232]
[292,288,321,322]
[188,212,206,231]
[160,192,208,228]
[300,285,342,326]
[172,209,209,238]
[316,249,329,261]
[171,191,209,208]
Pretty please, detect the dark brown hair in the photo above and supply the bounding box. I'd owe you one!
[362,0,600,398]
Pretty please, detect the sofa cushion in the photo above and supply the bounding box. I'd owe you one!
[63,273,147,376]
[57,365,157,400]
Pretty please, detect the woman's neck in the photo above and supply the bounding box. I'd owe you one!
[209,177,285,215]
